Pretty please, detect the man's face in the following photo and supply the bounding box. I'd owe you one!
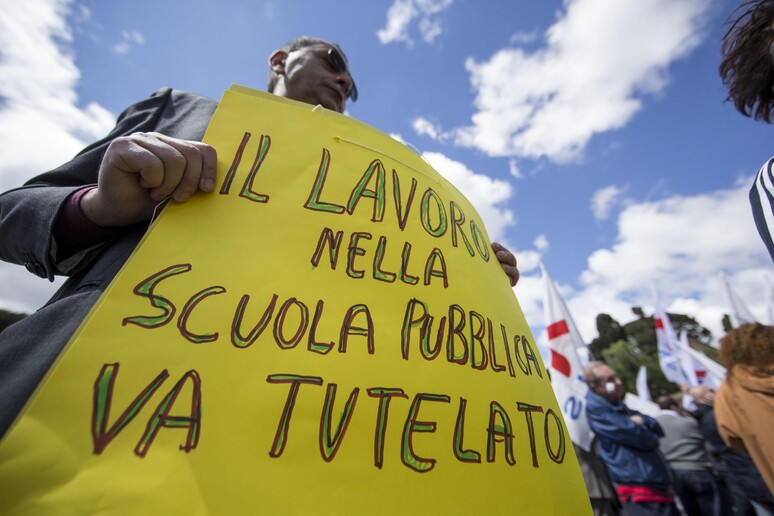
[273,43,356,113]
[592,365,624,403]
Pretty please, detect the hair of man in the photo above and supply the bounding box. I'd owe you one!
[266,36,348,93]
[582,360,606,386]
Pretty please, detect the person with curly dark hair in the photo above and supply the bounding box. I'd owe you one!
[720,1,774,262]
[714,323,774,495]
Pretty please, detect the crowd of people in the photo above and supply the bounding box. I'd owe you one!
[562,2,774,511]
[576,322,774,515]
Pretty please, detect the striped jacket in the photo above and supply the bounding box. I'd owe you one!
[751,159,774,261]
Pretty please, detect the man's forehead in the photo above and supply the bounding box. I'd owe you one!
[595,365,615,378]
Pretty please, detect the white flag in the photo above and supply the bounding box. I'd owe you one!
[623,392,660,418]
[674,332,725,390]
[653,289,689,386]
[541,263,594,452]
[721,272,757,327]
[677,332,699,388]
[636,365,651,402]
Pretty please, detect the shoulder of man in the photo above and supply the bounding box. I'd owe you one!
[166,88,217,105]
[151,88,219,141]
[114,88,216,120]
[586,390,617,414]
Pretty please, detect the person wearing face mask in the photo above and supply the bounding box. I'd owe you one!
[583,361,679,516]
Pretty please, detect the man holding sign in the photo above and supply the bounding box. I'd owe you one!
[0,36,518,438]
[0,31,593,514]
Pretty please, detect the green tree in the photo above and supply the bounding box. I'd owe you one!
[586,308,716,398]
[601,340,677,398]
[589,313,626,360]
[621,315,657,355]
[0,309,27,333]
[623,311,712,355]
[667,313,713,346]
[600,340,641,393]
[721,314,733,333]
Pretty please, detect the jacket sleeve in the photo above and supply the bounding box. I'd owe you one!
[713,382,747,452]
[640,413,664,438]
[750,157,774,262]
[586,404,661,451]
[0,89,174,280]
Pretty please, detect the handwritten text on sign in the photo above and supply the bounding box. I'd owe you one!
[94,130,562,472]
[0,87,589,515]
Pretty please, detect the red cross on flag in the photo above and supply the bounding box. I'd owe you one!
[541,263,594,452]
[676,331,724,390]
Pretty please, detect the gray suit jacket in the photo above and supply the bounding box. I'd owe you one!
[0,88,218,437]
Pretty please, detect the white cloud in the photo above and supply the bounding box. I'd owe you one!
[510,31,538,45]
[534,234,549,252]
[591,184,627,220]
[383,136,517,247]
[515,249,542,273]
[412,116,444,140]
[422,151,515,244]
[508,159,524,179]
[581,183,763,292]
[517,179,771,344]
[378,0,415,44]
[0,265,64,314]
[73,3,92,24]
[377,0,454,46]
[444,0,711,162]
[113,29,144,54]
[0,0,115,313]
[418,17,442,43]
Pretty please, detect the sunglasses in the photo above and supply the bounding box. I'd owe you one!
[327,47,358,102]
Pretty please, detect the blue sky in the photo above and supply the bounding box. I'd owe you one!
[1,0,772,347]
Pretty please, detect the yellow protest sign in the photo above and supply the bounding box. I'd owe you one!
[0,87,590,514]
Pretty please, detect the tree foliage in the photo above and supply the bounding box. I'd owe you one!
[587,308,716,397]
[721,314,733,333]
[589,314,626,360]
[0,309,27,333]
[601,340,676,398]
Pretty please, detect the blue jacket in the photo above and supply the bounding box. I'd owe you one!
[585,391,671,489]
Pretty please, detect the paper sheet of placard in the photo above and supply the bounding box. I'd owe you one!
[0,86,590,515]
